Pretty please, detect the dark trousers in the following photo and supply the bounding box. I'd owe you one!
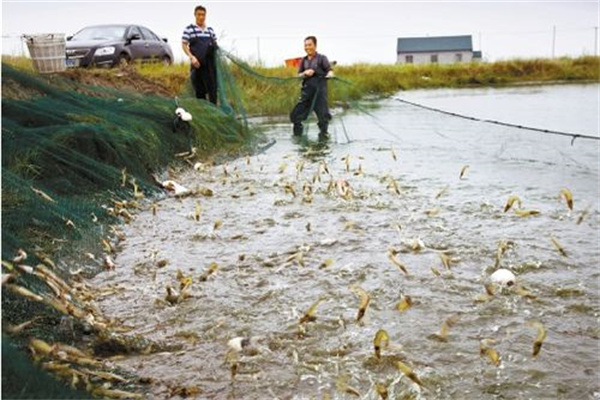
[290,79,331,133]
[191,63,217,104]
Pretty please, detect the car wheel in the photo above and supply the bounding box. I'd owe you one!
[162,55,172,66]
[117,53,131,67]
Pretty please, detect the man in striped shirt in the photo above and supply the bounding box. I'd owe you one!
[182,5,218,104]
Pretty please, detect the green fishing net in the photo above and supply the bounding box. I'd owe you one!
[2,51,253,256]
[1,49,256,398]
[1,43,362,397]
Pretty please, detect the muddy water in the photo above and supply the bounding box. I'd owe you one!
[91,85,600,400]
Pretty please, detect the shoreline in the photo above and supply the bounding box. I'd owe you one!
[4,55,598,117]
[244,78,599,121]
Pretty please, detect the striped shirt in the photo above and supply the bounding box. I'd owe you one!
[182,24,217,63]
[182,24,216,43]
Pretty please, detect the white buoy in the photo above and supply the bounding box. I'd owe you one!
[490,268,516,287]
[175,107,193,122]
[181,111,192,122]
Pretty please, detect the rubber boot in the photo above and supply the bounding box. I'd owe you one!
[293,123,304,136]
[318,122,329,137]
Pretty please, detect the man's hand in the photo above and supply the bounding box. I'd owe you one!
[303,69,315,77]
[325,71,335,79]
[191,56,201,69]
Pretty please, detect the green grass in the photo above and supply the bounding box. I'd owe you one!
[1,55,35,72]
[144,56,600,115]
[4,55,599,116]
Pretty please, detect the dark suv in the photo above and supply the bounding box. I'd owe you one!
[65,24,174,68]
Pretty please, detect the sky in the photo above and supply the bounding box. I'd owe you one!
[2,1,599,66]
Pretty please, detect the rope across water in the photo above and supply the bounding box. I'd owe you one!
[393,96,599,145]
[203,49,599,147]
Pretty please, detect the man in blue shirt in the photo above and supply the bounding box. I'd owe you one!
[290,36,334,136]
[182,5,218,104]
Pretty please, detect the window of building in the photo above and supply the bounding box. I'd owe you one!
[455,53,462,62]
[431,54,438,63]
[405,55,413,63]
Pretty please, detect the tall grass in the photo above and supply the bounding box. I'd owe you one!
[4,55,598,116]
[2,55,35,72]
[154,56,600,115]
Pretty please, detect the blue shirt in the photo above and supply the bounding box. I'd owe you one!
[182,24,217,63]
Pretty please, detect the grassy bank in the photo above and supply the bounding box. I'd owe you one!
[138,55,600,115]
[4,55,599,116]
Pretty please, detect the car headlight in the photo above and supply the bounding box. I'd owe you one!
[94,46,115,56]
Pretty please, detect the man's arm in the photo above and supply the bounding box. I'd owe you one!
[181,41,193,58]
[182,42,200,68]
[182,28,200,68]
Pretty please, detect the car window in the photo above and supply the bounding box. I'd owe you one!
[128,26,143,39]
[139,27,159,41]
[148,29,161,41]
[72,26,127,41]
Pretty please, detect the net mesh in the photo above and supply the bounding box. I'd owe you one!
[1,45,361,397]
[1,49,259,397]
[2,55,253,256]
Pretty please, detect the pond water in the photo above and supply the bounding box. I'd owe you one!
[91,84,599,399]
[396,83,599,137]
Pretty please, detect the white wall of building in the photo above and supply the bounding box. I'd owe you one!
[396,50,473,64]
